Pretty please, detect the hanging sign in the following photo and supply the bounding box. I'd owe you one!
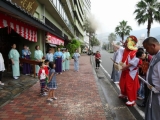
[46,32,64,45]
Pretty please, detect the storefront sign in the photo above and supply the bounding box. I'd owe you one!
[0,12,37,42]
[11,0,38,15]
[46,33,64,45]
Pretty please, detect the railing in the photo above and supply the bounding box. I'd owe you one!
[66,0,74,20]
[49,0,74,34]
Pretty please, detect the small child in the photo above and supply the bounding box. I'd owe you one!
[38,62,48,96]
[44,60,49,91]
[47,62,57,101]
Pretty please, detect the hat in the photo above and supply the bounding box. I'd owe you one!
[129,35,138,43]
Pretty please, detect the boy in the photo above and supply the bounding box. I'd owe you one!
[38,62,48,96]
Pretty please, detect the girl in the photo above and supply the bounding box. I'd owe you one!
[47,62,57,101]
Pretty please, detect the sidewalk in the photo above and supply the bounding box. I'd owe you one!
[0,55,106,120]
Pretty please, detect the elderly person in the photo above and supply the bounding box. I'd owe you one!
[34,45,43,75]
[73,49,80,72]
[8,43,20,79]
[0,52,5,85]
[54,48,63,74]
[22,45,31,75]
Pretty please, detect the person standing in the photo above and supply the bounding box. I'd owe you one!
[0,52,5,85]
[8,43,20,79]
[65,49,70,71]
[54,48,63,74]
[95,51,101,69]
[113,36,142,106]
[45,49,53,62]
[62,50,66,71]
[111,46,121,83]
[22,45,31,75]
[73,49,80,72]
[34,45,43,76]
[142,37,160,120]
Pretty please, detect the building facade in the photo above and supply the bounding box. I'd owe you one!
[0,0,89,70]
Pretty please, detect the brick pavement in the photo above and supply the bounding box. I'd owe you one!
[0,55,106,120]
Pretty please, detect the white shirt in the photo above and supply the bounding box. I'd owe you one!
[115,47,125,63]
[0,53,5,71]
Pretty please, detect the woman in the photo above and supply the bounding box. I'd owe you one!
[8,43,20,79]
[62,50,66,71]
[22,45,31,75]
[54,48,63,74]
[0,52,5,85]
[73,49,80,72]
[45,49,53,62]
[95,51,101,69]
[65,49,70,70]
[34,45,43,75]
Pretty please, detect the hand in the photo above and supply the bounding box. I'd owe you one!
[12,61,14,65]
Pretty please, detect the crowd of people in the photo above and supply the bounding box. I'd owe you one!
[0,44,81,101]
[111,36,160,120]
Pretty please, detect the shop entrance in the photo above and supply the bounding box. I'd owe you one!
[0,27,21,71]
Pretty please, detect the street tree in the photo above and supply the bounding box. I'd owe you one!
[134,0,160,37]
[115,20,132,42]
[108,33,116,51]
[90,36,100,47]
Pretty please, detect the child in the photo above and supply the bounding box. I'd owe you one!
[47,62,57,101]
[44,60,49,91]
[38,62,48,96]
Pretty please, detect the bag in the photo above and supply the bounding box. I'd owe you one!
[141,60,149,74]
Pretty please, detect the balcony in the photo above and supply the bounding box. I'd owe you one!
[38,0,74,36]
[74,5,83,26]
[75,19,84,36]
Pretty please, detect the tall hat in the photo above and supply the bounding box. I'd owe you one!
[126,35,138,50]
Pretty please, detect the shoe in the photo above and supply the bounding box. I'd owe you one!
[13,76,18,79]
[137,96,144,100]
[47,98,53,102]
[60,73,62,74]
[43,92,48,96]
[137,103,146,107]
[118,94,127,99]
[114,81,119,83]
[126,101,135,106]
[51,97,57,100]
[0,81,4,85]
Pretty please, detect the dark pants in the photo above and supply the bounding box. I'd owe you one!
[40,79,46,94]
[0,71,2,81]
[143,84,150,105]
[95,59,100,67]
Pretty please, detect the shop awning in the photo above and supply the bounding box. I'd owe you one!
[46,32,64,45]
[0,12,37,42]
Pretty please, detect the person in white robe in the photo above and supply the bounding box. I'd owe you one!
[65,49,70,70]
[0,52,5,85]
[8,43,20,79]
[34,45,43,75]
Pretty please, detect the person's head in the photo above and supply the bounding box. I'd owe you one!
[49,62,56,69]
[113,46,118,52]
[143,37,160,55]
[11,43,16,49]
[136,50,146,60]
[23,45,27,49]
[48,49,52,53]
[75,49,78,52]
[39,62,44,68]
[57,48,60,51]
[96,51,99,54]
[124,36,138,50]
[44,60,49,66]
[62,49,65,53]
[138,47,144,52]
[35,45,39,50]
[66,49,68,52]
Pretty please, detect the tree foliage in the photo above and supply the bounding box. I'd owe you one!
[90,36,100,47]
[115,20,132,42]
[66,39,81,56]
[134,0,160,37]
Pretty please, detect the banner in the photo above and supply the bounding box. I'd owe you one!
[46,32,64,45]
[0,12,37,42]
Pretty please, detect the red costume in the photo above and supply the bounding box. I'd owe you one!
[118,36,142,106]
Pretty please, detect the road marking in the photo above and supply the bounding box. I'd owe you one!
[100,64,145,119]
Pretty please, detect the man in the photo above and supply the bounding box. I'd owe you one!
[113,36,141,106]
[143,37,160,120]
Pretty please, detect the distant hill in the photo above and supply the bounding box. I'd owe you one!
[155,35,160,42]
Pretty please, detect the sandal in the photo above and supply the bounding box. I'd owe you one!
[51,97,57,100]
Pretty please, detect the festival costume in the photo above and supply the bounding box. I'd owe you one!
[65,52,70,70]
[34,50,43,74]
[118,36,142,106]
[22,49,31,75]
[54,51,63,73]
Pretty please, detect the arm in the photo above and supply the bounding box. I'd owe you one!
[49,72,54,82]
[121,64,132,71]
[112,42,120,49]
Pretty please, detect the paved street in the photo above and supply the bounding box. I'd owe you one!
[0,55,106,120]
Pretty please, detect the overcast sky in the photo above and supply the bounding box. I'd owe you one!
[91,0,160,34]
